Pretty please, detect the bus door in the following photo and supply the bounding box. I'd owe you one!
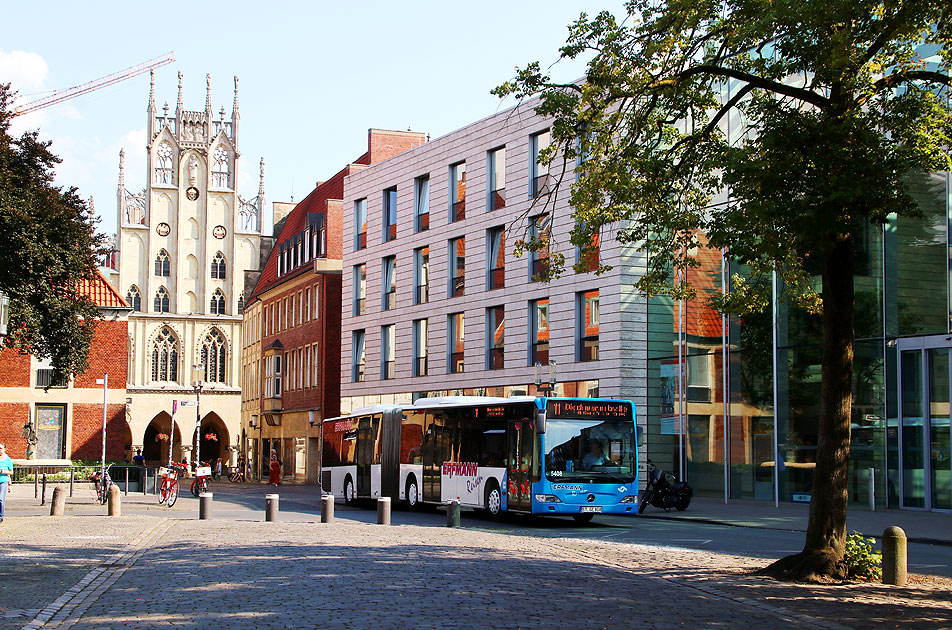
[356,416,375,497]
[507,418,534,512]
[423,411,445,503]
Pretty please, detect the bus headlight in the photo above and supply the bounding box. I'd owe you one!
[619,495,638,503]
[534,494,562,503]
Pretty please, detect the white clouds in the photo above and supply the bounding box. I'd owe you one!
[0,49,49,93]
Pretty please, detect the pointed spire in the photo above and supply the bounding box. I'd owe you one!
[118,149,126,191]
[232,76,240,119]
[219,105,226,122]
[176,71,183,114]
[205,73,212,114]
[89,195,95,213]
[258,157,266,196]
[148,70,155,111]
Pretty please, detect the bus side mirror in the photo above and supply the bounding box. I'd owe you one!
[536,408,546,434]
[637,425,645,447]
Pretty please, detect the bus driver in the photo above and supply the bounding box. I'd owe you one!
[583,438,616,470]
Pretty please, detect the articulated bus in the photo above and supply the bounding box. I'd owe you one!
[321,396,642,522]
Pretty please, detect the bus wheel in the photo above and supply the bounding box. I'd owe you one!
[485,483,502,521]
[405,476,421,511]
[572,513,595,524]
[344,476,355,505]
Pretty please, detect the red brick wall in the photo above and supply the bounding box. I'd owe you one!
[71,403,127,461]
[325,199,343,262]
[322,272,342,419]
[73,320,128,388]
[0,402,30,458]
[368,129,426,165]
[0,349,31,387]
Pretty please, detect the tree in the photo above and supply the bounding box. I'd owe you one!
[496,0,951,580]
[0,84,106,382]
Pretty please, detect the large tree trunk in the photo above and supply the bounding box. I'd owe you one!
[764,234,855,582]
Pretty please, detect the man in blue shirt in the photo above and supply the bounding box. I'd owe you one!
[0,442,13,523]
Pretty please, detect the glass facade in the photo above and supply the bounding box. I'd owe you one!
[646,170,952,510]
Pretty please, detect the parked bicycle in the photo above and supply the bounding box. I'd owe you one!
[190,462,212,497]
[158,462,185,507]
[90,468,112,505]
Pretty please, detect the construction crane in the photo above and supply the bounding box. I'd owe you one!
[12,51,175,117]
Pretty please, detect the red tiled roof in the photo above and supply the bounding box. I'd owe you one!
[79,269,130,309]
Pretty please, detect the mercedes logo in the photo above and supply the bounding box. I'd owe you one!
[587,494,595,503]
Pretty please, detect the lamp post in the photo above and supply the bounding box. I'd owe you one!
[191,364,204,467]
[534,359,557,396]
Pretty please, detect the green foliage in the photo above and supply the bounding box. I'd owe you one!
[0,84,106,382]
[842,531,883,581]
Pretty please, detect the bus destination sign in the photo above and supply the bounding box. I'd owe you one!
[547,400,631,420]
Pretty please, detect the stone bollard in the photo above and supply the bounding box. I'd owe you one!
[265,493,279,522]
[321,494,335,523]
[377,496,391,525]
[199,492,213,520]
[882,526,907,586]
[446,500,461,528]
[50,486,66,516]
[107,485,121,516]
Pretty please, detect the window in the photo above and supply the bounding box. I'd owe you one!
[529,214,551,280]
[265,354,282,398]
[415,175,430,232]
[313,285,320,319]
[413,319,428,377]
[414,246,429,305]
[312,345,320,387]
[381,324,395,380]
[151,326,178,382]
[450,162,466,222]
[449,237,465,297]
[155,142,173,184]
[488,147,506,210]
[154,249,171,277]
[352,330,365,382]
[126,286,141,312]
[488,226,505,290]
[449,312,464,374]
[154,286,170,313]
[303,288,310,323]
[237,293,245,313]
[530,130,551,197]
[353,264,366,316]
[211,251,226,279]
[212,146,229,187]
[382,256,396,311]
[530,298,550,365]
[577,230,600,273]
[201,328,227,383]
[578,289,599,361]
[383,187,397,242]
[687,353,712,403]
[354,198,367,250]
[210,289,226,315]
[487,305,504,370]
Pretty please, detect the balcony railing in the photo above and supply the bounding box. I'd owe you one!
[488,347,504,370]
[450,352,464,374]
[490,188,506,210]
[489,267,505,290]
[382,360,395,380]
[36,369,68,389]
[415,356,428,377]
[532,342,549,365]
[452,200,466,222]
[580,336,600,362]
[417,212,429,232]
[452,275,464,297]
[415,284,429,304]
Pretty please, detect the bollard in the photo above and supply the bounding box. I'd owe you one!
[882,526,907,586]
[69,469,75,497]
[199,492,213,520]
[446,500,461,528]
[377,496,391,525]
[321,494,335,523]
[50,486,66,516]
[265,493,279,522]
[41,473,47,505]
[107,485,121,516]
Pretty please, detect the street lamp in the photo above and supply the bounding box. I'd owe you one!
[191,364,204,467]
[534,359,557,396]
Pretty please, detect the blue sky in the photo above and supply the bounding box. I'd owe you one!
[2,1,625,239]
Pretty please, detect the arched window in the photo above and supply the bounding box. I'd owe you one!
[154,249,170,276]
[211,252,226,279]
[151,326,179,382]
[155,142,173,184]
[154,286,170,313]
[201,328,227,383]
[212,146,229,188]
[210,289,225,315]
[126,285,141,311]
[237,292,245,313]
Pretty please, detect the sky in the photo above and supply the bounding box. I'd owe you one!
[2,1,627,240]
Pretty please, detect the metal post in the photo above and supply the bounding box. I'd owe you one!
[41,473,47,505]
[143,467,148,495]
[321,494,335,523]
[721,248,729,504]
[51,486,66,516]
[34,467,38,498]
[869,467,876,512]
[265,493,279,521]
[677,264,685,482]
[377,497,391,525]
[99,374,108,489]
[199,492,213,520]
[124,467,129,495]
[446,500,460,528]
[69,468,74,497]
[771,269,779,508]
[882,526,907,586]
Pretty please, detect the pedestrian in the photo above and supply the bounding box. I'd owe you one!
[268,449,282,486]
[214,457,222,480]
[132,448,144,466]
[0,442,14,523]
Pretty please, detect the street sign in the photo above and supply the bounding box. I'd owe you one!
[179,401,197,407]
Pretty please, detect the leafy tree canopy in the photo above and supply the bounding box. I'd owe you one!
[0,84,106,382]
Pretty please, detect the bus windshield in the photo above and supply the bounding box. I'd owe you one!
[544,418,636,483]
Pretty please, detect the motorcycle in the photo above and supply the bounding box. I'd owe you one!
[638,459,693,513]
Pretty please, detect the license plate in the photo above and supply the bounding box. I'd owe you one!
[580,506,602,513]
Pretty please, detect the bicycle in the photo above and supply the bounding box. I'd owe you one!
[158,463,184,507]
[190,462,212,497]
[90,468,112,505]
[228,464,245,483]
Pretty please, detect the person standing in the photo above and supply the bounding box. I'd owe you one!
[214,457,222,480]
[0,443,14,523]
[268,449,282,486]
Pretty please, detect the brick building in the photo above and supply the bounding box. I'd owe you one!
[0,270,131,463]
[241,129,425,482]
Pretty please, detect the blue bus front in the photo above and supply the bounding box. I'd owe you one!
[532,398,640,517]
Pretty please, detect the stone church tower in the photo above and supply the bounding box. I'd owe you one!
[113,70,264,466]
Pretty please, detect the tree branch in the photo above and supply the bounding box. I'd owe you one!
[656,64,831,109]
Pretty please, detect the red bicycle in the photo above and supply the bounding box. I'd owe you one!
[158,463,185,507]
[190,462,212,497]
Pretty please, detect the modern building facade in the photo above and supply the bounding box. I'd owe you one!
[106,71,265,467]
[0,271,131,462]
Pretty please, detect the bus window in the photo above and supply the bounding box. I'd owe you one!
[341,429,357,466]
[479,416,506,467]
[322,420,340,467]
[372,416,382,464]
[401,411,424,464]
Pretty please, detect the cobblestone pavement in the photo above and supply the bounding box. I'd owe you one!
[1,512,950,630]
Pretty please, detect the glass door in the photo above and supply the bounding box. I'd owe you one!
[900,349,925,508]
[929,349,951,510]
